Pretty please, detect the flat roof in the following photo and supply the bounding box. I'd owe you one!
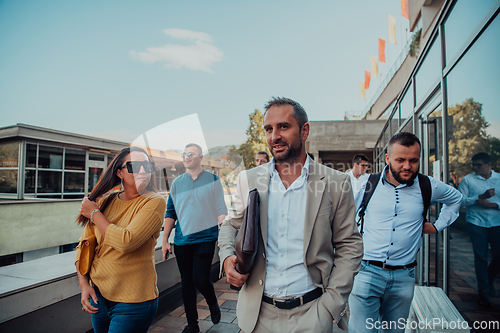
[0,123,129,152]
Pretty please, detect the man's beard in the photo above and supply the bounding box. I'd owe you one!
[270,138,303,164]
[389,162,419,184]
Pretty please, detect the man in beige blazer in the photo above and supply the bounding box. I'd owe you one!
[218,97,363,333]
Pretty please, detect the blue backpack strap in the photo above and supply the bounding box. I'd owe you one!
[417,173,432,222]
[357,172,382,236]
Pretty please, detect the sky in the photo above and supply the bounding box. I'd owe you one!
[0,0,411,149]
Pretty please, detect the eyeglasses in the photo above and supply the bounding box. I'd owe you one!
[121,161,155,173]
[360,164,370,168]
[182,152,201,159]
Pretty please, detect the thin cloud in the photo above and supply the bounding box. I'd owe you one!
[130,28,223,73]
[162,28,213,43]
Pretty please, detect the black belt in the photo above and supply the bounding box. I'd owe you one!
[262,287,323,310]
[363,260,417,270]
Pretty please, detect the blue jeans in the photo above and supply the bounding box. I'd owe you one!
[466,223,500,295]
[91,287,158,333]
[348,261,415,333]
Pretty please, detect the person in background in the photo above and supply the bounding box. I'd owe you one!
[162,143,228,333]
[458,152,500,307]
[75,146,166,333]
[255,151,270,166]
[347,154,370,208]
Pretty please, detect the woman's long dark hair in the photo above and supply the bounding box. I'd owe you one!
[76,146,157,226]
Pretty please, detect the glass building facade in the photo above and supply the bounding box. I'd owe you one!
[372,0,500,294]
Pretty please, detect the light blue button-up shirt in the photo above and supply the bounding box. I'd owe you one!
[353,166,462,266]
[458,170,500,228]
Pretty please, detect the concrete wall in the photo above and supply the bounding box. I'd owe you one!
[308,120,386,153]
[0,235,219,333]
[0,200,82,256]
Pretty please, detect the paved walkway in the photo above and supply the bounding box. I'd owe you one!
[149,227,499,333]
[149,280,241,333]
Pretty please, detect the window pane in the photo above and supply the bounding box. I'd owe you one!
[444,0,496,66]
[65,149,85,170]
[379,101,396,120]
[0,142,19,168]
[88,167,103,192]
[402,117,413,134]
[447,15,500,181]
[400,82,414,122]
[36,194,62,199]
[38,146,63,169]
[64,172,85,193]
[383,125,390,148]
[26,144,37,168]
[415,36,441,105]
[25,170,36,193]
[390,117,399,137]
[89,153,105,161]
[0,170,17,193]
[107,154,116,166]
[63,194,85,199]
[37,170,62,193]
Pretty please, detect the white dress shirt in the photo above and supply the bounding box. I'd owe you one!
[264,156,317,297]
[353,166,462,265]
[347,170,369,208]
[458,170,500,228]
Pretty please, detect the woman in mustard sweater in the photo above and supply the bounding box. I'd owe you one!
[75,146,166,333]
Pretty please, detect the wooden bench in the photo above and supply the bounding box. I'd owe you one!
[405,286,470,333]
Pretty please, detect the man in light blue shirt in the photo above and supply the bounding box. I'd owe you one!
[162,143,228,333]
[348,132,462,333]
[458,152,500,307]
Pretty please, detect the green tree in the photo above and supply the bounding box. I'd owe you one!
[230,109,270,169]
[448,98,499,180]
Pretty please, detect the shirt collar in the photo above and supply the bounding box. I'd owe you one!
[474,170,497,180]
[381,165,415,188]
[184,169,205,181]
[268,154,311,179]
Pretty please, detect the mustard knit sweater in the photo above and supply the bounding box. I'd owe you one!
[75,191,166,303]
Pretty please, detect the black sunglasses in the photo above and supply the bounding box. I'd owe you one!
[182,152,201,159]
[121,161,155,173]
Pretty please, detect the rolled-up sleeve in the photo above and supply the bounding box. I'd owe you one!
[432,177,463,232]
[214,177,228,216]
[165,193,177,220]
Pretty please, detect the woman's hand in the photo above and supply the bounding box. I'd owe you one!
[80,283,99,314]
[80,197,99,219]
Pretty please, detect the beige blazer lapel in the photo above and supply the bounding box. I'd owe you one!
[304,161,326,255]
[254,167,270,251]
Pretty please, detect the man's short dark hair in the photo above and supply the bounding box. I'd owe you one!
[264,97,308,129]
[472,152,490,164]
[256,151,269,161]
[353,154,368,165]
[185,143,202,155]
[388,132,421,153]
